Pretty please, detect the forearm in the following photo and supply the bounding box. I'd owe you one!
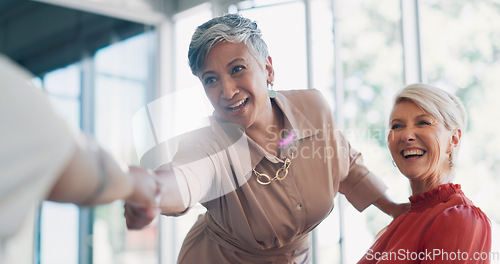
[373,193,394,216]
[155,164,189,214]
[373,193,409,218]
[48,138,134,206]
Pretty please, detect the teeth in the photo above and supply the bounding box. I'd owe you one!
[229,99,246,109]
[403,149,424,157]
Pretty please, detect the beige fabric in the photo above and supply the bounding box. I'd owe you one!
[171,89,387,263]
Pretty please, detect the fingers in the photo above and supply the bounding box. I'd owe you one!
[124,203,159,230]
[124,166,163,230]
[126,166,160,208]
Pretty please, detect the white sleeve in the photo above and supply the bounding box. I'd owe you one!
[170,127,253,209]
[0,55,75,239]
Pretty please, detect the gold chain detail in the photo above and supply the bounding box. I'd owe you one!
[253,157,293,185]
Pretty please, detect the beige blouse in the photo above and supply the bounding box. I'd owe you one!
[169,89,387,263]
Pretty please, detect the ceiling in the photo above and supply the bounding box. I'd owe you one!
[0,0,148,76]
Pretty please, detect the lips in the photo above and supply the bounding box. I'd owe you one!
[401,148,426,159]
[226,98,248,112]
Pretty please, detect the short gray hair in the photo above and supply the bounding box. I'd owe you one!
[188,13,269,76]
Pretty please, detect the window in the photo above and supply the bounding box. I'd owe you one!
[157,7,213,263]
[419,0,500,254]
[39,64,81,264]
[240,1,308,91]
[93,32,157,264]
[333,0,406,262]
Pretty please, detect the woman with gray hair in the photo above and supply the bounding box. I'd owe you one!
[358,83,491,263]
[125,13,408,263]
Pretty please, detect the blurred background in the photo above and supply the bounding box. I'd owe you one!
[1,0,499,263]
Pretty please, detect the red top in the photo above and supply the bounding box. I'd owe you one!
[358,183,492,263]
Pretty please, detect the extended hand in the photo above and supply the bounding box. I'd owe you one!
[124,166,162,229]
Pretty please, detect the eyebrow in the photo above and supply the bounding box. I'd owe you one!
[390,114,430,123]
[200,58,247,80]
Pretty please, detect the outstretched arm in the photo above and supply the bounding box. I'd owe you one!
[48,136,160,208]
[373,193,410,219]
[124,163,190,230]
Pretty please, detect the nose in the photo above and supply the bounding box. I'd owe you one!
[401,127,416,142]
[220,79,239,100]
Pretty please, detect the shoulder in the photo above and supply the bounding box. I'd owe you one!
[278,89,332,111]
[439,204,490,223]
[429,204,491,235]
[422,204,492,253]
[278,88,326,102]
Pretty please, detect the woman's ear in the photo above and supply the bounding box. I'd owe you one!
[448,128,461,154]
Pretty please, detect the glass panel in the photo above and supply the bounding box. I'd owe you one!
[240,0,308,90]
[308,0,340,263]
[310,0,336,108]
[93,32,156,264]
[39,202,79,264]
[334,0,405,263]
[39,64,81,264]
[44,63,82,130]
[44,64,81,98]
[419,0,500,256]
[161,8,212,263]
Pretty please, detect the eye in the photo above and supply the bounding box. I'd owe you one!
[204,76,218,86]
[391,123,403,130]
[231,65,245,74]
[418,120,431,126]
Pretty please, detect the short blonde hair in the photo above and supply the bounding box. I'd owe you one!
[391,83,468,169]
[392,83,467,131]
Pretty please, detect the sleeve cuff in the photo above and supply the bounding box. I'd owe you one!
[344,171,388,212]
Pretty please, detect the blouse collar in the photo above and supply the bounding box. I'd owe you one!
[408,183,463,212]
[247,91,320,168]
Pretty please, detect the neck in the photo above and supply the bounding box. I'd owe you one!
[409,170,452,196]
[246,99,284,155]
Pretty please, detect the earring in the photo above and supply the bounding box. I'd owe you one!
[449,153,453,168]
[392,160,397,167]
[268,82,276,98]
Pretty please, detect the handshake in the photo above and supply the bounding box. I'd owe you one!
[122,164,186,230]
[123,166,164,230]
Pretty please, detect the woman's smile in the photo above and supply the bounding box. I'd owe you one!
[388,100,454,182]
[401,147,426,159]
[226,98,248,114]
[199,42,274,129]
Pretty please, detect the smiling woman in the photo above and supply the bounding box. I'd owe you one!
[358,83,491,264]
[124,13,409,263]
[199,42,275,142]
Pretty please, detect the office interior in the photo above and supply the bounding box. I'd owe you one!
[1,0,499,263]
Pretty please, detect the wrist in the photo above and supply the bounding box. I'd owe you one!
[374,194,395,216]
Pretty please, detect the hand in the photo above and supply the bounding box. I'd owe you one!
[124,166,162,230]
[126,166,161,207]
[374,194,410,219]
[124,203,159,230]
[392,202,411,218]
